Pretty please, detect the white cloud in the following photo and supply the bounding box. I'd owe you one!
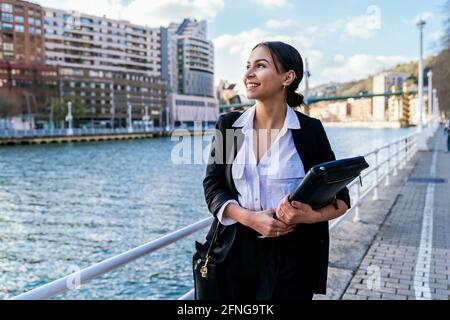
[265,19,295,29]
[306,25,318,34]
[255,0,289,8]
[333,54,346,63]
[326,19,345,33]
[35,0,224,27]
[321,54,411,84]
[325,6,382,39]
[344,13,381,39]
[213,28,320,95]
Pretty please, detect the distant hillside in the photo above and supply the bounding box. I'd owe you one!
[312,56,436,97]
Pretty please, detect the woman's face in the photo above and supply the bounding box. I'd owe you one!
[243,45,285,101]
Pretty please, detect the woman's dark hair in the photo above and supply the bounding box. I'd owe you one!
[252,41,304,107]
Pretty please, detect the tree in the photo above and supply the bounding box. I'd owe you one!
[50,97,86,128]
[445,0,450,48]
[432,0,450,117]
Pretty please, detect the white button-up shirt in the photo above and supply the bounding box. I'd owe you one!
[217,105,306,225]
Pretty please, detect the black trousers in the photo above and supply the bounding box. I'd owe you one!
[218,223,314,301]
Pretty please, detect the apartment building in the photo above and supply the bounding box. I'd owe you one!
[373,72,408,121]
[43,7,166,126]
[0,0,219,128]
[164,18,218,126]
[0,0,58,130]
[0,0,44,64]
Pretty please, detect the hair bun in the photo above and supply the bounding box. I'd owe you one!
[287,92,304,107]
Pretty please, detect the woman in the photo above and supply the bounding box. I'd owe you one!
[202,41,351,300]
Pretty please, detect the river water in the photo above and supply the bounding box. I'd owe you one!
[0,126,413,299]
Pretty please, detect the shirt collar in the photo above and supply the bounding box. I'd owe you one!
[232,103,301,135]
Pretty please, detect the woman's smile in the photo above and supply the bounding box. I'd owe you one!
[246,81,261,92]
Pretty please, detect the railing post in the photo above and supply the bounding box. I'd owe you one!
[400,138,406,169]
[406,137,410,162]
[413,135,418,157]
[385,145,390,186]
[372,149,379,201]
[407,136,413,161]
[393,140,398,176]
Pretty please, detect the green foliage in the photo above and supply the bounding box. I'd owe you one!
[333,56,437,97]
[50,97,86,123]
[432,49,450,116]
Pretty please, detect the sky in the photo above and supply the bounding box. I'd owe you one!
[35,0,447,94]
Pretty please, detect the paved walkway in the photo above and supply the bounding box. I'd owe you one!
[315,128,450,300]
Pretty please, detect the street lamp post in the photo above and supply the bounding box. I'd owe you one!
[127,103,133,133]
[165,102,171,132]
[110,88,115,130]
[143,105,150,132]
[65,101,73,136]
[416,18,428,151]
[427,70,433,136]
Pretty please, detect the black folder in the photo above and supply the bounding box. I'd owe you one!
[288,156,369,209]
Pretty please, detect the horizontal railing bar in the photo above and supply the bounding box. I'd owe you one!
[360,132,418,158]
[178,289,195,300]
[12,216,214,300]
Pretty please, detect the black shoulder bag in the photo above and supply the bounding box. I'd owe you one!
[192,220,222,300]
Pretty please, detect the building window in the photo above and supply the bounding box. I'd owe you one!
[3,43,14,51]
[1,4,13,13]
[29,26,35,34]
[1,13,13,23]
[14,15,24,23]
[81,17,91,25]
[1,23,13,31]
[28,9,34,16]
[14,24,24,32]
[28,17,35,24]
[35,19,41,26]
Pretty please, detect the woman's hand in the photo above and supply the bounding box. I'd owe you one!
[276,196,322,225]
[245,208,295,238]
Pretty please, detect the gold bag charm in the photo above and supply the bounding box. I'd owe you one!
[200,256,210,278]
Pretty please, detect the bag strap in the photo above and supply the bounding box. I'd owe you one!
[205,219,221,258]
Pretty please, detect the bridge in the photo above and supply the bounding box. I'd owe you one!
[219,89,421,115]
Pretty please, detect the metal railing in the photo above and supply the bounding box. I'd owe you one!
[12,122,435,300]
[0,127,164,138]
[12,217,213,300]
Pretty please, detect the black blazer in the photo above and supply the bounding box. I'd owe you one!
[202,110,351,294]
